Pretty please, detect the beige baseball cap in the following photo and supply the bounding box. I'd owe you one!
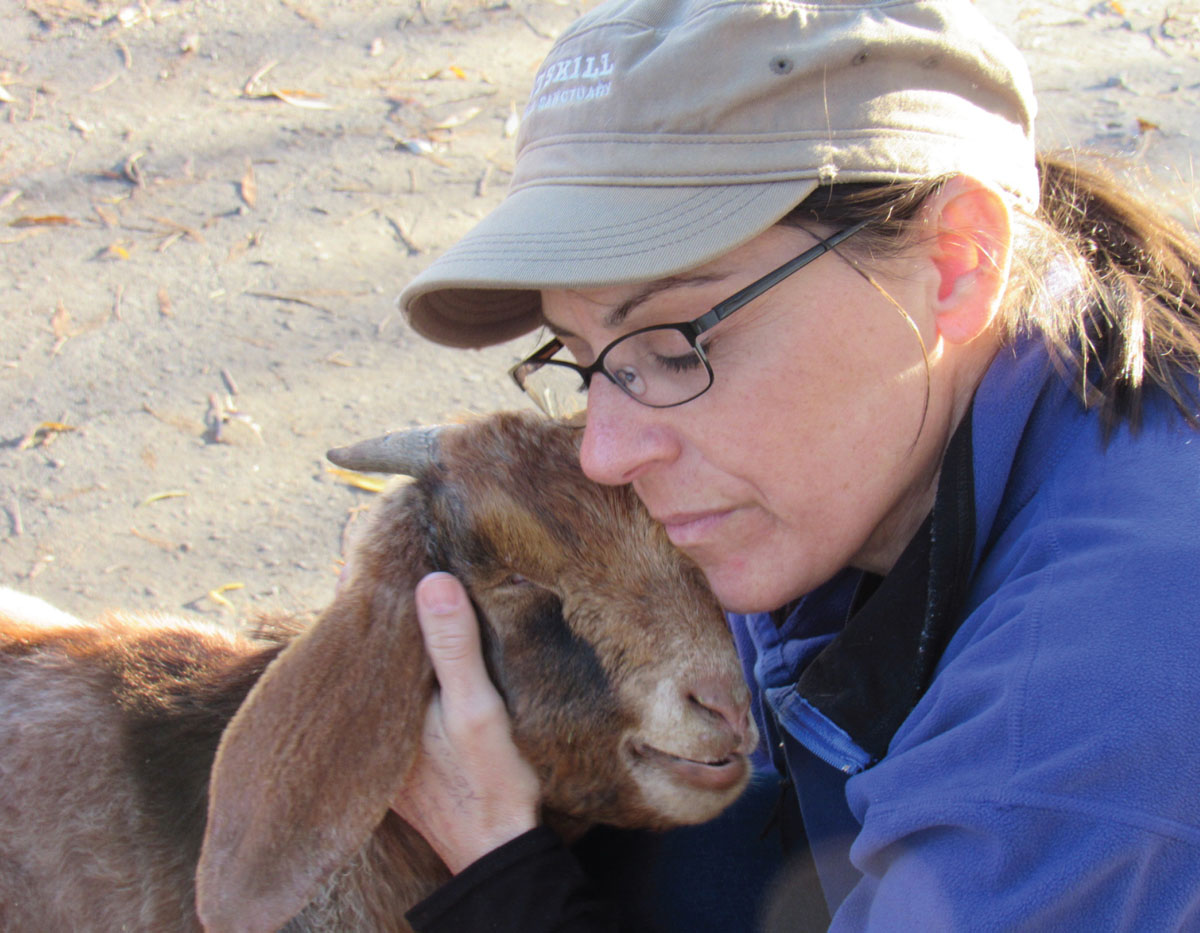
[401,0,1038,349]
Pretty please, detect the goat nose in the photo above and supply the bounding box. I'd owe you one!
[687,676,753,745]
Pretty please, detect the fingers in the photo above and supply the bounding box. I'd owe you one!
[414,572,499,711]
[402,573,542,872]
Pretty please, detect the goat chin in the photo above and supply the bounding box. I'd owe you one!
[626,749,750,825]
[620,676,757,824]
[0,410,755,933]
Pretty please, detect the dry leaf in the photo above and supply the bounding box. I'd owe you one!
[327,466,388,493]
[140,489,188,506]
[390,135,453,167]
[142,402,206,435]
[157,286,174,317]
[243,60,279,95]
[17,421,77,450]
[207,582,244,610]
[0,228,50,245]
[264,89,334,109]
[26,553,54,581]
[26,0,107,26]
[123,151,146,187]
[432,105,482,130]
[245,290,334,313]
[89,72,121,93]
[10,215,78,228]
[1137,117,1160,134]
[395,136,436,156]
[383,213,421,255]
[225,231,262,262]
[93,203,119,227]
[130,527,175,550]
[157,232,184,253]
[204,392,263,445]
[51,302,72,339]
[149,215,205,244]
[218,413,264,446]
[240,160,257,208]
[280,0,322,27]
[448,65,467,80]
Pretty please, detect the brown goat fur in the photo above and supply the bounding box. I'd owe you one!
[0,411,755,933]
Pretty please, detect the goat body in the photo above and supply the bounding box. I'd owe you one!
[0,412,756,932]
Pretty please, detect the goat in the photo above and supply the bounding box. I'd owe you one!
[0,411,757,933]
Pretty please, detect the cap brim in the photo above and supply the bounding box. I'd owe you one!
[401,177,819,348]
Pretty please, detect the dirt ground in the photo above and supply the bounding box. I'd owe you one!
[2,0,1199,623]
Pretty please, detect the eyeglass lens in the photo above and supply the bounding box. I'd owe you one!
[517,327,712,418]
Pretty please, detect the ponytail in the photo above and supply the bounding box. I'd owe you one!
[1032,152,1200,431]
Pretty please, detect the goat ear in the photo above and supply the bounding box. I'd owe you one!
[195,555,435,933]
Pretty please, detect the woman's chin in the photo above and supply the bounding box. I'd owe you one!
[698,562,793,615]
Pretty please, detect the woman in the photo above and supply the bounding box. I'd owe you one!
[386,0,1200,928]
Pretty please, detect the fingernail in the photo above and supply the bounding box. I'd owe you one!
[418,573,462,614]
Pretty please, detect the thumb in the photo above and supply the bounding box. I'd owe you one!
[414,572,496,706]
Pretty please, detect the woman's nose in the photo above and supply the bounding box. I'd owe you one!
[579,376,678,486]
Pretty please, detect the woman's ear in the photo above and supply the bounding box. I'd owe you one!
[923,175,1013,345]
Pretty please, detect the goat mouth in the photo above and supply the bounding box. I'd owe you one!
[629,741,748,793]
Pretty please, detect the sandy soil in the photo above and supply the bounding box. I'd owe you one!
[2,0,1199,622]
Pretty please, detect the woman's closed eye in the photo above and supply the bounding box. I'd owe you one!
[653,349,705,373]
[653,336,715,372]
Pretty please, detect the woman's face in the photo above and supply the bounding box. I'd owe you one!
[541,224,989,613]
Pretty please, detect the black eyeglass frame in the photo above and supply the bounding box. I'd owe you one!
[509,218,871,410]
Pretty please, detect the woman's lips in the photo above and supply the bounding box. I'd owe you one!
[653,508,733,547]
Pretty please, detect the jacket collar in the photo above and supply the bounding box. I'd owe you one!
[792,405,977,762]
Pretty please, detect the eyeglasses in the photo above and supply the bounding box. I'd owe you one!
[510,219,869,420]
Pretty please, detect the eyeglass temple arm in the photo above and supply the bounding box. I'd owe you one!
[688,219,870,334]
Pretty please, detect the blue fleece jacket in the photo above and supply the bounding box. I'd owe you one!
[729,337,1200,930]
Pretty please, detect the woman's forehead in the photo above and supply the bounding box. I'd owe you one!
[541,226,816,337]
[540,273,725,337]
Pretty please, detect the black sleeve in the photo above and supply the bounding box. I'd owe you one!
[405,776,797,933]
[405,827,621,933]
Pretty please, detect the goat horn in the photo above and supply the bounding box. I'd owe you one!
[325,426,443,476]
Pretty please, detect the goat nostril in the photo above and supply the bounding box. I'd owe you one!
[687,677,752,737]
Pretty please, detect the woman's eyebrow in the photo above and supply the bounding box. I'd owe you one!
[606,273,726,327]
[546,273,728,338]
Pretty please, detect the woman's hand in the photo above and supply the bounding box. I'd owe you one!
[392,572,542,874]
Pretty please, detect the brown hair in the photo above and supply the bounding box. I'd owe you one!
[784,152,1200,434]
